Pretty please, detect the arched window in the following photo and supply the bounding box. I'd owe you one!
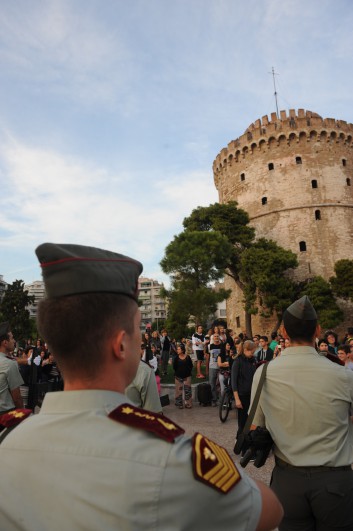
[347,178,351,186]
[315,210,321,220]
[342,159,347,167]
[268,163,274,171]
[299,241,307,252]
[311,180,318,189]
[240,173,245,181]
[262,197,267,205]
[296,156,302,164]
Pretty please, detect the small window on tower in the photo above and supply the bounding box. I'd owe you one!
[342,159,347,167]
[240,173,245,181]
[347,178,351,186]
[315,210,321,220]
[296,156,302,164]
[236,316,240,328]
[311,180,318,189]
[268,163,274,171]
[299,241,307,252]
[262,197,267,205]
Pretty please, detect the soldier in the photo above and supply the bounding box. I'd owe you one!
[0,322,24,414]
[251,295,353,531]
[0,243,282,530]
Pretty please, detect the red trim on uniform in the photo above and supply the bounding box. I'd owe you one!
[41,257,140,268]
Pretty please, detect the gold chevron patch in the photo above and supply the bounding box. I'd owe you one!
[192,433,241,494]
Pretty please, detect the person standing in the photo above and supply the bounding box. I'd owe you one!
[231,340,257,437]
[160,329,171,377]
[173,343,193,409]
[251,295,353,531]
[0,322,24,415]
[192,325,206,379]
[256,336,274,362]
[0,243,283,530]
[208,333,225,406]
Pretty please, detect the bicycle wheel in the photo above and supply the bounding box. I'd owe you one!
[219,390,232,423]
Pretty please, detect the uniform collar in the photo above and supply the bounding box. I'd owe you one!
[282,346,318,356]
[40,389,129,415]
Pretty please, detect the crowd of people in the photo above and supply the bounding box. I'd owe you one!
[140,323,353,417]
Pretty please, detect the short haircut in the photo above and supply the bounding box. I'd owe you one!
[318,339,328,347]
[37,293,137,378]
[260,335,268,343]
[338,344,350,355]
[271,331,277,340]
[0,332,10,345]
[243,340,255,351]
[283,310,317,342]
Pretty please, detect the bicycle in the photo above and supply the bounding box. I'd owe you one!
[219,374,234,423]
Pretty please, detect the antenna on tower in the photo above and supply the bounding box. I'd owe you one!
[269,67,279,119]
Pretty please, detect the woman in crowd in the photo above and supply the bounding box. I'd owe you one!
[231,340,257,437]
[173,343,193,409]
[142,332,152,362]
[324,330,338,356]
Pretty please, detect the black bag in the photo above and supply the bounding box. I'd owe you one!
[233,362,273,468]
[197,382,212,406]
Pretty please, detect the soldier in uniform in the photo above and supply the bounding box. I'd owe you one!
[0,243,282,531]
[251,295,353,531]
[0,322,24,414]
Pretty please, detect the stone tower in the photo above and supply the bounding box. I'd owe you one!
[213,109,353,334]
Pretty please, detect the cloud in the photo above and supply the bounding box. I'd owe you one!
[0,135,218,284]
[0,1,136,110]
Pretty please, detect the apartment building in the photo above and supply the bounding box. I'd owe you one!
[138,277,167,332]
[0,275,7,303]
[24,280,46,318]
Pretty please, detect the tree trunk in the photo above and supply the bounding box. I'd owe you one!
[245,311,252,338]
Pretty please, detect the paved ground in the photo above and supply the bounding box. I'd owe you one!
[162,398,275,486]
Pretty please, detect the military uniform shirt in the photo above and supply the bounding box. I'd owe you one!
[0,390,262,530]
[0,352,24,412]
[251,346,353,466]
[126,360,162,413]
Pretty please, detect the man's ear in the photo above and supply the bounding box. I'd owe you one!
[281,324,289,339]
[112,330,127,361]
[315,324,321,340]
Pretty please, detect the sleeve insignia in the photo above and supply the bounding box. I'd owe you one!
[0,408,32,428]
[192,432,241,494]
[108,403,185,443]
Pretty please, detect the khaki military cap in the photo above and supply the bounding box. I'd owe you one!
[35,243,143,301]
[285,295,317,320]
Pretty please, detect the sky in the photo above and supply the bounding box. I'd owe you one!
[0,0,353,287]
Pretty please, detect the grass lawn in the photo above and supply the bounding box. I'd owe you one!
[159,358,208,385]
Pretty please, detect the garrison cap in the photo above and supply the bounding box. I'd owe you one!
[35,243,143,301]
[0,322,10,337]
[285,295,317,321]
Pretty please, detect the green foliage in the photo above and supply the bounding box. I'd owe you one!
[182,202,255,280]
[0,280,35,344]
[300,276,344,330]
[330,259,353,301]
[240,239,298,322]
[161,230,233,285]
[163,278,230,339]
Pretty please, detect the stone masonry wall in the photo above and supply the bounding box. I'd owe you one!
[213,109,353,336]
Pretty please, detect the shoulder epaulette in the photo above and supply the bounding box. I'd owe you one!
[192,432,241,494]
[0,408,32,429]
[108,403,185,442]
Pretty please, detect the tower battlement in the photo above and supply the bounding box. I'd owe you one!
[213,109,353,172]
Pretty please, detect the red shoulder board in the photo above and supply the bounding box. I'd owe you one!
[0,408,32,428]
[192,432,241,494]
[109,403,185,443]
